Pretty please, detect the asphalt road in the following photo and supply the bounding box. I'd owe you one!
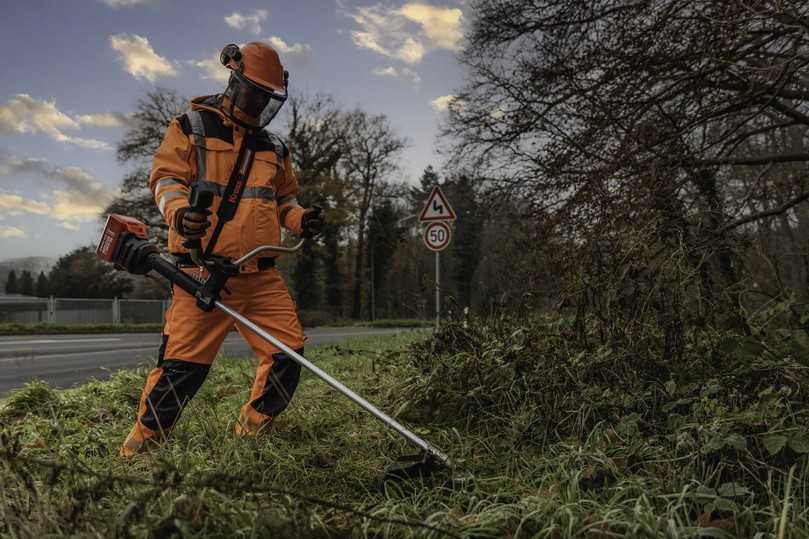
[0,328,405,397]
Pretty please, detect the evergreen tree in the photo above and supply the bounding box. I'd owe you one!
[444,175,486,309]
[35,271,50,297]
[410,165,440,212]
[48,246,133,298]
[292,242,322,311]
[20,271,34,296]
[323,219,343,315]
[368,200,403,319]
[5,270,17,294]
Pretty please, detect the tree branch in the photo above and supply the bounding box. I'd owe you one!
[718,190,809,234]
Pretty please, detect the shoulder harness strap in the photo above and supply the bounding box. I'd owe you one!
[186,111,207,180]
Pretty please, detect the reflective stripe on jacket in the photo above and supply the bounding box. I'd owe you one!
[149,94,305,272]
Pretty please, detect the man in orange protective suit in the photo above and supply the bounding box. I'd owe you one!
[121,42,323,457]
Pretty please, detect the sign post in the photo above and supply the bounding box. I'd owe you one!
[419,186,456,330]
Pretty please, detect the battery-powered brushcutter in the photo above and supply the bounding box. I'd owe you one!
[96,211,453,481]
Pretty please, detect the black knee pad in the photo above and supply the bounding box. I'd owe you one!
[250,348,303,417]
[140,359,210,432]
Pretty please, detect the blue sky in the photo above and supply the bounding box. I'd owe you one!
[0,0,464,260]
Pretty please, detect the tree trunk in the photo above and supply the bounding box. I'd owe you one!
[692,169,749,333]
[352,211,367,319]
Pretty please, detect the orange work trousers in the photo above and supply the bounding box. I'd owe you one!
[121,266,305,457]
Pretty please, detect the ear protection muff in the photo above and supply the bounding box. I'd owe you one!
[220,44,242,70]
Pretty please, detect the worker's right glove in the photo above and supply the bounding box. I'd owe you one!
[301,206,324,239]
[174,207,212,240]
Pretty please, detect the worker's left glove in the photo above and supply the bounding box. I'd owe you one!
[301,206,324,239]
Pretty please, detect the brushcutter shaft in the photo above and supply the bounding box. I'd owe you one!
[97,214,453,469]
[215,300,453,467]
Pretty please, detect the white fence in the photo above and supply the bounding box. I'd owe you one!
[0,297,170,325]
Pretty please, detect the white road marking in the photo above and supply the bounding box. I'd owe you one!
[0,337,249,362]
[0,338,123,346]
[0,346,159,363]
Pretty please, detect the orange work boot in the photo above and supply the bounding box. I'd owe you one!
[120,422,159,458]
[234,404,273,437]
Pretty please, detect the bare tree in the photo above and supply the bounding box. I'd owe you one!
[341,111,407,319]
[444,0,809,334]
[285,94,353,312]
[104,89,186,247]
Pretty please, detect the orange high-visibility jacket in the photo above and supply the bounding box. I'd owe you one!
[149,95,305,272]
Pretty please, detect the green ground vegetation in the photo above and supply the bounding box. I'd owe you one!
[2,309,809,537]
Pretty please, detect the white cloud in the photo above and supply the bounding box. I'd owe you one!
[0,152,113,228]
[398,3,463,51]
[431,94,456,111]
[225,9,269,34]
[349,3,462,64]
[0,94,112,150]
[52,191,105,224]
[0,193,50,216]
[109,33,177,82]
[100,0,152,6]
[60,221,81,231]
[76,112,131,128]
[0,226,25,238]
[372,65,421,85]
[265,36,313,66]
[192,52,231,84]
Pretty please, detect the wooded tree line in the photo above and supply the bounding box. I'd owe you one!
[4,248,134,299]
[20,0,808,329]
[94,88,516,320]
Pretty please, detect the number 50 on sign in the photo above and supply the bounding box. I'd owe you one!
[423,221,452,252]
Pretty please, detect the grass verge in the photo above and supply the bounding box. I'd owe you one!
[0,322,165,335]
[3,317,808,537]
[0,319,431,335]
[329,319,435,329]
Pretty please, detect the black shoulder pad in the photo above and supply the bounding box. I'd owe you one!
[177,113,192,136]
[257,131,288,158]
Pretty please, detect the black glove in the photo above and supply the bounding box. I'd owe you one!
[301,206,324,239]
[114,235,158,275]
[175,207,212,240]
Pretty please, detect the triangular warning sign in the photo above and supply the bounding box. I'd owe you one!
[419,185,456,222]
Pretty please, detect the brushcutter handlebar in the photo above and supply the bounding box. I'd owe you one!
[183,183,217,267]
[231,239,304,266]
[97,214,305,309]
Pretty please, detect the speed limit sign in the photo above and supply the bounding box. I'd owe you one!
[423,221,452,252]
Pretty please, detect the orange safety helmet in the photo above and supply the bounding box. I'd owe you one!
[220,42,289,129]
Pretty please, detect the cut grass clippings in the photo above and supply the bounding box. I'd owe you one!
[3,319,809,537]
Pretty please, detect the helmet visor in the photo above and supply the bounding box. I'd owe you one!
[229,71,287,128]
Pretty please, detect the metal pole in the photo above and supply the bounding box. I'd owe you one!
[214,300,452,467]
[435,251,440,330]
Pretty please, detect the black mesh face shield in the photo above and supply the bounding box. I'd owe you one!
[225,71,287,129]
